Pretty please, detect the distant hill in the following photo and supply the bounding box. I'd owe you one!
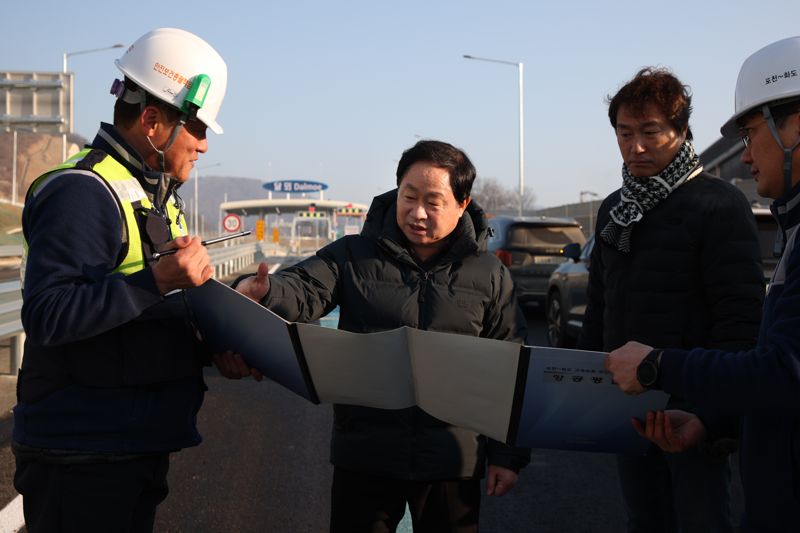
[0,130,267,238]
[0,174,266,246]
[0,173,267,242]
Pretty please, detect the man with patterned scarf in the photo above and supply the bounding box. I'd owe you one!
[578,68,764,532]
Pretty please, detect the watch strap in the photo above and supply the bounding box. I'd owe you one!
[637,348,663,389]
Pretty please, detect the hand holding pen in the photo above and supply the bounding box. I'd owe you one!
[149,231,251,294]
[150,236,213,294]
[152,231,252,259]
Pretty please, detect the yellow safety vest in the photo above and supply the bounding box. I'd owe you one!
[22,148,187,282]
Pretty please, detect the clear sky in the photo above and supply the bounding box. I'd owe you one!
[3,0,799,209]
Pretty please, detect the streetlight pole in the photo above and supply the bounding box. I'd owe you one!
[194,162,221,236]
[463,54,524,216]
[580,190,601,236]
[62,43,125,160]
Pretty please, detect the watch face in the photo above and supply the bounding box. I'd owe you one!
[637,361,657,387]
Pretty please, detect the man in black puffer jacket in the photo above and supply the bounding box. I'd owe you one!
[232,140,529,532]
[578,68,764,533]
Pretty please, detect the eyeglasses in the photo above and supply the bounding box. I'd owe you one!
[739,118,767,148]
[740,131,751,148]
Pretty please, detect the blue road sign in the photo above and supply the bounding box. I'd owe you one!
[263,180,328,193]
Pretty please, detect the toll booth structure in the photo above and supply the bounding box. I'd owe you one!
[219,198,368,254]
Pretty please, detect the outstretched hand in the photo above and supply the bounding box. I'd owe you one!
[632,410,707,453]
[485,465,518,497]
[213,351,264,381]
[236,262,270,303]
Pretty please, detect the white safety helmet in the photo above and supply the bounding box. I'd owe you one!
[115,28,227,134]
[721,36,800,138]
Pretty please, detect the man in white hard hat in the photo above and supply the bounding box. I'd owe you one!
[606,37,800,532]
[12,28,228,532]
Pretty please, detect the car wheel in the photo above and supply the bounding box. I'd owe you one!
[546,290,571,348]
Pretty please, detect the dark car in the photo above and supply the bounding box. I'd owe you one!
[752,206,780,284]
[486,216,586,308]
[545,206,779,348]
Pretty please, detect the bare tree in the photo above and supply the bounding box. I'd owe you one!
[520,188,536,213]
[471,176,535,215]
[471,176,514,213]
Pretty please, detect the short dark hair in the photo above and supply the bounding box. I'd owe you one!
[113,78,180,128]
[607,67,694,140]
[395,140,476,203]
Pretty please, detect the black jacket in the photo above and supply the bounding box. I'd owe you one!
[578,173,764,356]
[264,189,530,479]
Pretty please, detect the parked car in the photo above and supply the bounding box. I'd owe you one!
[486,216,586,309]
[545,206,780,348]
[545,236,593,347]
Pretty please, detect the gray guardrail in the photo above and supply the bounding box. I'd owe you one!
[0,245,23,257]
[0,279,23,375]
[0,241,267,375]
[208,242,258,279]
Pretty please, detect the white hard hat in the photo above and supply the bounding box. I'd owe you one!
[115,28,227,134]
[721,36,800,138]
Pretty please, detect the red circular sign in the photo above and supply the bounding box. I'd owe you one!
[222,214,242,233]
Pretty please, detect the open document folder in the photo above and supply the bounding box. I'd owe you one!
[186,279,668,454]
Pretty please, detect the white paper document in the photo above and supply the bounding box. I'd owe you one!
[186,279,668,454]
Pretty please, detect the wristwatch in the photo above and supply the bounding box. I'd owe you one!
[636,349,663,389]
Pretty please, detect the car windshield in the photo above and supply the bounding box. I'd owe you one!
[507,224,585,249]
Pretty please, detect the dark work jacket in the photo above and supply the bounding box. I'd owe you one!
[659,179,800,532]
[13,123,209,454]
[577,173,764,362]
[264,189,530,480]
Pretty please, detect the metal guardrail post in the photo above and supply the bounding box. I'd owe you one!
[206,242,257,280]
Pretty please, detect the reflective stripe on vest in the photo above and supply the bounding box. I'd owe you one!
[22,148,188,282]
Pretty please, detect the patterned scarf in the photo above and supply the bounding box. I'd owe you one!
[600,140,701,253]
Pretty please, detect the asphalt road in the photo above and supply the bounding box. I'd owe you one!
[0,308,744,532]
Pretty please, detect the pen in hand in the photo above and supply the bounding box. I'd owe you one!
[152,230,252,260]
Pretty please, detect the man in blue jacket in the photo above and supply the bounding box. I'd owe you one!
[13,28,228,532]
[607,36,800,532]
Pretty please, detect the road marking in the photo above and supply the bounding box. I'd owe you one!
[0,494,24,533]
[398,504,412,532]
